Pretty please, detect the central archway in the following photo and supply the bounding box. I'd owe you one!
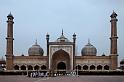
[57,62,66,70]
[51,49,70,70]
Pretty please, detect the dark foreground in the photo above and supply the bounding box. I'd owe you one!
[0,75,124,82]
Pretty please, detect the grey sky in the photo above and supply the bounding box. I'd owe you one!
[0,0,124,64]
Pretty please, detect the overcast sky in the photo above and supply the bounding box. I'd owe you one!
[0,0,124,64]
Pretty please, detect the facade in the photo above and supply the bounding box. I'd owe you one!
[5,12,118,72]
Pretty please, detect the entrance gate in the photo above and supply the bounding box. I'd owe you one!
[57,62,66,70]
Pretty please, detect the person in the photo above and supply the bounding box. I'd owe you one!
[41,72,44,77]
[44,72,48,77]
[30,72,33,77]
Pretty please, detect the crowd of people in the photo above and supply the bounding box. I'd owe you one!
[27,71,78,78]
[28,71,48,78]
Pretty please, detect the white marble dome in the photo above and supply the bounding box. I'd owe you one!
[81,40,97,56]
[28,41,44,56]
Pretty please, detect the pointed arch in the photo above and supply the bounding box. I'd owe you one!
[83,65,88,70]
[21,65,26,70]
[41,65,47,70]
[97,65,102,70]
[90,65,95,70]
[34,65,39,70]
[75,65,81,70]
[104,65,109,70]
[14,65,19,70]
[51,49,70,70]
[57,62,66,70]
[28,65,33,70]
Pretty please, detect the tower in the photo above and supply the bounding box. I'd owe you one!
[5,13,14,70]
[73,33,76,69]
[46,33,50,69]
[110,11,118,70]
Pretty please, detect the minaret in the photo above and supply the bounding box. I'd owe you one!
[5,12,14,70]
[110,11,118,70]
[73,33,76,70]
[46,33,50,69]
[73,33,76,43]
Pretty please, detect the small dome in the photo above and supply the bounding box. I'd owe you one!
[56,29,70,42]
[28,41,44,56]
[120,59,124,64]
[56,34,69,42]
[81,40,97,56]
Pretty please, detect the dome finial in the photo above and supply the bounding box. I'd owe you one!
[110,10,117,18]
[35,39,38,45]
[10,11,11,14]
[9,12,12,16]
[46,32,49,35]
[8,12,13,17]
[88,38,90,44]
[46,32,50,41]
[73,33,76,37]
[113,10,114,12]
[62,29,64,35]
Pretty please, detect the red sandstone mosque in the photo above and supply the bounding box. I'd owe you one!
[5,11,118,72]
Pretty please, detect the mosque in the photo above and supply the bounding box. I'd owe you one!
[5,11,118,72]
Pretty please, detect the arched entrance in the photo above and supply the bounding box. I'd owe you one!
[14,65,19,70]
[90,65,95,70]
[51,49,70,70]
[97,65,102,70]
[104,65,109,70]
[83,65,88,70]
[21,65,26,70]
[41,65,47,70]
[75,65,81,70]
[34,65,39,70]
[28,65,33,70]
[57,62,66,70]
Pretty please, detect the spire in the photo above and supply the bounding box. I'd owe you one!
[73,33,76,36]
[8,12,12,16]
[86,39,92,46]
[88,38,90,44]
[110,10,117,18]
[9,12,12,15]
[56,29,70,42]
[35,39,38,45]
[62,29,64,35]
[73,33,76,43]
[113,10,114,13]
[87,38,91,45]
[46,32,49,36]
[46,32,49,40]
[7,12,14,19]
